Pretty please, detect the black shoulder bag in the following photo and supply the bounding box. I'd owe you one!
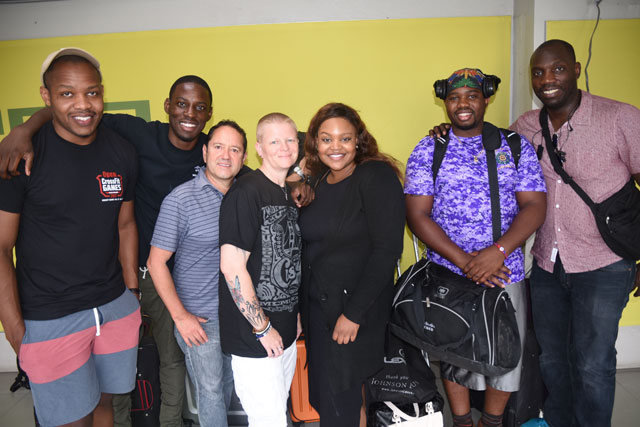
[539,108,640,260]
[389,122,522,377]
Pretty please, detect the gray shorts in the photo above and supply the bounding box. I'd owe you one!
[20,290,141,426]
[440,280,527,392]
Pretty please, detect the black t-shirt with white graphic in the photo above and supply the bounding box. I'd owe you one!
[219,169,301,357]
[0,122,138,320]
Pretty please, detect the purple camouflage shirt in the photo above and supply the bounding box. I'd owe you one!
[405,130,546,283]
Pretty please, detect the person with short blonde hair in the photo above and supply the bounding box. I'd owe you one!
[256,112,298,142]
[219,113,302,427]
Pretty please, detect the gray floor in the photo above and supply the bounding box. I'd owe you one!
[1,369,639,426]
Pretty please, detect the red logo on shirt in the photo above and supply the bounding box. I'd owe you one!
[96,171,124,199]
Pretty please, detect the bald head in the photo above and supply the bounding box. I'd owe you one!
[532,39,576,66]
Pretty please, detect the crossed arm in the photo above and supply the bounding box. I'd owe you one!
[220,243,287,358]
[0,211,23,354]
[406,191,546,287]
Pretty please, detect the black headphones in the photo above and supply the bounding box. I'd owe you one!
[433,74,501,99]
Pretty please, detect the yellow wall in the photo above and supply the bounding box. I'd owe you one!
[0,16,512,272]
[547,19,640,326]
[547,19,640,107]
[1,17,637,331]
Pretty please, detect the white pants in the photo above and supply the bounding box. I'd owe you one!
[231,341,297,427]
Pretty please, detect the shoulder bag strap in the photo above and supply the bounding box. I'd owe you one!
[538,108,597,211]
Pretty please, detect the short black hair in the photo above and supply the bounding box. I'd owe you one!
[168,75,212,105]
[43,55,101,89]
[536,39,577,63]
[207,120,247,152]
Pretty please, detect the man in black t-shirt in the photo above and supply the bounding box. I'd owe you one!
[0,48,140,427]
[0,75,216,427]
[219,113,302,427]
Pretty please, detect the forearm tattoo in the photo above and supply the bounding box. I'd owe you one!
[228,275,265,329]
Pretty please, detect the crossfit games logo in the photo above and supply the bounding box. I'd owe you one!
[96,171,123,201]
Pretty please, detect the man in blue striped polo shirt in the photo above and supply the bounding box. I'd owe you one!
[147,120,248,427]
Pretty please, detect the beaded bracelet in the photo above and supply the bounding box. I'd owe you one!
[494,243,507,258]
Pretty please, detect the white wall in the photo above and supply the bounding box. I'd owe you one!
[533,0,640,52]
[528,0,640,111]
[512,0,536,122]
[0,0,513,40]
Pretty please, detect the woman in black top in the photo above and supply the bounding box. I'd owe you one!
[299,103,405,426]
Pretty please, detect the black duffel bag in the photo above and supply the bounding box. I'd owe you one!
[389,259,521,377]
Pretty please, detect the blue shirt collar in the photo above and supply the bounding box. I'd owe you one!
[194,166,223,196]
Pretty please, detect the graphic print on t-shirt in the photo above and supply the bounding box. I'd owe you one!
[258,205,301,312]
[96,171,124,201]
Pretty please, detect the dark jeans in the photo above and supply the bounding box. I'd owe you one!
[530,257,635,427]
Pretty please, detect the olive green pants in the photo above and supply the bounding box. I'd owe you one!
[113,268,186,427]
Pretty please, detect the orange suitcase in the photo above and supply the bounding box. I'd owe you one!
[290,337,320,424]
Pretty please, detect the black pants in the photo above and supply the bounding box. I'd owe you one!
[307,301,363,427]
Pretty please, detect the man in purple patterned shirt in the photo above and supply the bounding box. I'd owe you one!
[405,68,547,427]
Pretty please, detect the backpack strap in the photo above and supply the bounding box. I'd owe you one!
[482,123,503,242]
[499,128,521,170]
[431,135,449,184]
